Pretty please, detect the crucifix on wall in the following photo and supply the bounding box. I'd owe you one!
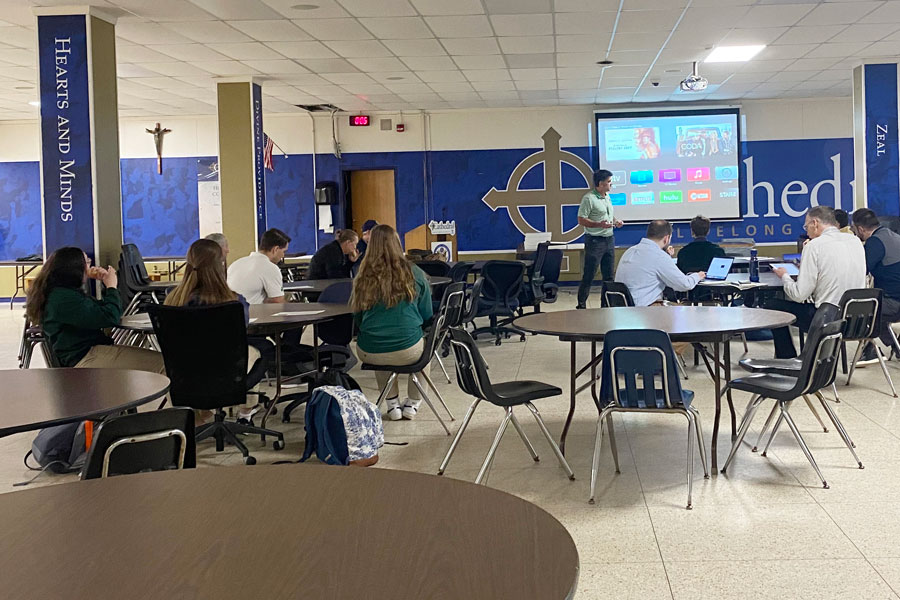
[146,122,171,174]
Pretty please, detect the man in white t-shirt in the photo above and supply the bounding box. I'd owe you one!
[227,228,291,304]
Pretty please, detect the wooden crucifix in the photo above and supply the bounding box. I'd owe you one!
[146,123,171,174]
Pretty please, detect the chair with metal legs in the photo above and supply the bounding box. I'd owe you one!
[840,288,897,397]
[363,311,455,436]
[438,327,574,485]
[431,282,466,384]
[589,329,709,510]
[721,320,863,489]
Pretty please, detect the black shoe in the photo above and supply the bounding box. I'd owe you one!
[857,344,879,367]
[576,304,587,310]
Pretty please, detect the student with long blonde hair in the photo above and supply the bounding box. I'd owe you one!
[352,224,433,421]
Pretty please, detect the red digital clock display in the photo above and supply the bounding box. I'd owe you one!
[349,115,370,126]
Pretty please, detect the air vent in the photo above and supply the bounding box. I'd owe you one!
[380,118,392,131]
[295,103,342,112]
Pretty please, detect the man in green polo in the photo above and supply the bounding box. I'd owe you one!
[576,169,623,309]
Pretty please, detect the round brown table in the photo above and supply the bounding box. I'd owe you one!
[0,465,579,599]
[0,368,170,438]
[697,271,786,292]
[284,276,451,299]
[515,306,795,470]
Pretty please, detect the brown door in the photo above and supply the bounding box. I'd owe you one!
[350,170,396,234]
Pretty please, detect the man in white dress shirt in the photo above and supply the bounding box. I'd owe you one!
[768,205,866,358]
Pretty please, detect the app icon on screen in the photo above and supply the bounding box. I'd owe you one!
[631,191,654,205]
[630,170,654,185]
[687,189,712,202]
[660,191,683,204]
[659,169,681,183]
[715,166,737,180]
[719,188,738,199]
[686,167,710,182]
[609,192,626,206]
[610,170,626,185]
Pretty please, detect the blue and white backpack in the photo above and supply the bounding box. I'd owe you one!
[300,385,384,466]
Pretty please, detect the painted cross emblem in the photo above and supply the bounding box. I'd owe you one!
[481,128,594,243]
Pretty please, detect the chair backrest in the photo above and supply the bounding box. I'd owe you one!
[317,281,353,345]
[439,282,467,329]
[600,281,635,307]
[447,261,475,283]
[541,249,563,286]
[480,260,525,306]
[462,277,485,325]
[798,302,841,360]
[795,320,845,395]
[81,408,196,479]
[448,327,495,402]
[599,329,686,409]
[416,260,451,278]
[148,302,248,410]
[121,243,150,284]
[839,288,882,341]
[532,242,549,276]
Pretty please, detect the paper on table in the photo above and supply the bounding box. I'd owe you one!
[771,263,799,276]
[248,318,257,323]
[272,310,325,316]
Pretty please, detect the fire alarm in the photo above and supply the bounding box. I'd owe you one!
[396,123,405,132]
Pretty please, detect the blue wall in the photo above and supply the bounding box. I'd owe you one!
[0,136,857,260]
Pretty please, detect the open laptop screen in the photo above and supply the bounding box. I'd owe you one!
[705,257,734,280]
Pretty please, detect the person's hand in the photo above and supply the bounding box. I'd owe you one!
[802,238,810,247]
[773,266,788,278]
[614,219,624,228]
[598,220,613,229]
[697,271,707,280]
[87,266,106,281]
[101,265,117,289]
[666,245,675,257]
[348,249,360,262]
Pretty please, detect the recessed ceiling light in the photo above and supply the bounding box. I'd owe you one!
[596,60,614,65]
[291,4,319,9]
[705,45,765,63]
[14,85,33,90]
[28,100,40,107]
[386,76,404,81]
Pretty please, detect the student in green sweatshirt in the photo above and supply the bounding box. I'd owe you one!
[351,225,433,421]
[26,247,163,372]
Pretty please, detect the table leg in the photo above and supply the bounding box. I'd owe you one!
[260,335,282,430]
[10,265,21,309]
[725,338,736,438]
[561,341,577,456]
[590,341,600,408]
[711,340,721,472]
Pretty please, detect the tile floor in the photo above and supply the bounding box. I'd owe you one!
[2,292,900,599]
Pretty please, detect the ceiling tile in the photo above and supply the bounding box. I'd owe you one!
[442,38,502,55]
[261,0,350,19]
[366,71,422,83]
[425,16,495,37]
[719,27,789,45]
[429,81,474,93]
[477,89,519,98]
[409,0,484,15]
[785,57,839,71]
[207,42,284,60]
[773,25,846,45]
[347,57,407,71]
[452,55,507,69]
[296,18,373,40]
[557,77,599,89]
[498,36,555,54]
[116,45,179,63]
[615,9,683,33]
[383,39,446,57]
[164,21,253,44]
[854,40,900,57]
[504,53,556,68]
[767,69,820,83]
[242,59,310,74]
[113,0,216,21]
[860,2,900,24]
[188,0,284,20]
[341,82,390,94]
[553,12,617,35]
[740,59,795,73]
[401,56,457,70]
[335,0,417,17]
[609,32,664,51]
[557,66,600,79]
[384,82,433,93]
[151,44,231,62]
[266,41,339,59]
[489,14,553,36]
[484,0,551,14]
[416,70,467,82]
[514,79,557,90]
[278,74,330,84]
[800,2,882,25]
[0,27,35,49]
[360,17,434,39]
[738,4,816,28]
[138,62,211,77]
[191,61,259,76]
[510,67,556,80]
[296,58,360,72]
[755,44,816,60]
[471,80,517,91]
[324,40,392,58]
[463,68,512,81]
[117,22,195,45]
[117,64,162,78]
[228,20,314,42]
[556,34,611,53]
[556,52,604,67]
[838,23,900,42]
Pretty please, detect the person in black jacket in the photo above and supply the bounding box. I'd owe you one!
[308,229,360,279]
[676,215,726,274]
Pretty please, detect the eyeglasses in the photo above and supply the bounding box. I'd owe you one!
[802,221,815,232]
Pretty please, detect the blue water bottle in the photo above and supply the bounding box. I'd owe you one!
[749,248,759,283]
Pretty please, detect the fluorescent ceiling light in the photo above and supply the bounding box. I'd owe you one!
[28,100,40,107]
[705,45,765,63]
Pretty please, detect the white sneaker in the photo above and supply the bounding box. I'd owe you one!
[402,398,422,420]
[385,397,403,421]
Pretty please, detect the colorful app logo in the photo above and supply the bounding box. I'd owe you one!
[610,170,626,185]
[659,169,681,183]
[719,188,738,199]
[715,166,738,181]
[609,192,626,206]
[687,189,712,202]
[631,191,654,205]
[629,170,654,185]
[686,167,710,182]
[660,191,683,204]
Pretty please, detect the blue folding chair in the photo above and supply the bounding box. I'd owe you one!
[590,329,709,509]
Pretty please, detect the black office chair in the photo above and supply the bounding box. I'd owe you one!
[540,249,563,305]
[448,261,475,284]
[81,408,196,479]
[517,242,549,315]
[415,260,452,278]
[841,288,896,397]
[599,281,635,307]
[362,310,454,436]
[439,327,574,485]
[721,320,862,488]
[148,303,285,465]
[472,260,526,345]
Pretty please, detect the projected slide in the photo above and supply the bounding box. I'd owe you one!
[595,109,741,222]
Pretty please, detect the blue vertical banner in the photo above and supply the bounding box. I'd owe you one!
[864,63,900,216]
[37,15,95,257]
[251,82,267,243]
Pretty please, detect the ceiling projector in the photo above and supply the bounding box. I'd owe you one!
[680,61,709,92]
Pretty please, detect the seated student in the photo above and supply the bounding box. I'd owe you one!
[165,239,260,423]
[26,247,164,372]
[676,215,726,274]
[227,228,290,304]
[309,229,360,280]
[352,224,433,421]
[852,208,900,358]
[768,206,866,358]
[205,232,229,258]
[352,220,377,276]
[615,220,706,306]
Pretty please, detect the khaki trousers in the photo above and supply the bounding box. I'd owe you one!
[357,338,425,401]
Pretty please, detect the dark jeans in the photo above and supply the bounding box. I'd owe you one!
[578,234,615,306]
[766,299,817,359]
[880,296,900,354]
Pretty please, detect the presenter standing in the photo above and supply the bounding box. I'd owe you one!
[576,169,623,309]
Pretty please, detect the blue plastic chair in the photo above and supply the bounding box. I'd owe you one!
[590,329,709,509]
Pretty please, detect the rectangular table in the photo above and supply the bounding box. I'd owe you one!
[0,260,42,309]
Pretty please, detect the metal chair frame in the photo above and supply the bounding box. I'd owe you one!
[100,429,188,478]
[843,296,897,397]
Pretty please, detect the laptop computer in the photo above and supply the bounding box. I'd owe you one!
[705,256,734,281]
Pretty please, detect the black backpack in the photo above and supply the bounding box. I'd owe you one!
[25,421,91,474]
